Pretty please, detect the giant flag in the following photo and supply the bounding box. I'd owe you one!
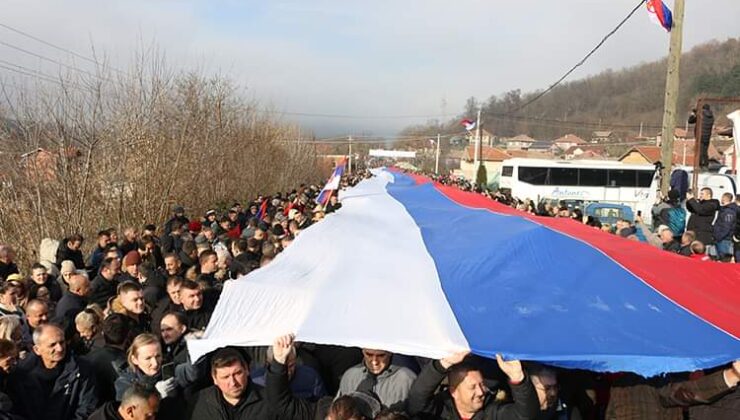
[188,168,740,377]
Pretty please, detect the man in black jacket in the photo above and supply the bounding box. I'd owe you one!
[53,274,91,337]
[407,351,539,420]
[8,324,98,420]
[29,263,63,302]
[189,347,273,419]
[89,383,159,420]
[89,258,121,308]
[84,314,134,405]
[55,234,85,270]
[686,187,720,249]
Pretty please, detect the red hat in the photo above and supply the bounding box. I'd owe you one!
[188,220,202,233]
[123,250,141,267]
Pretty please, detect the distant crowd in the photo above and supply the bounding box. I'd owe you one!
[427,173,740,263]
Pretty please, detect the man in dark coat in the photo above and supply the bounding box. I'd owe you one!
[53,274,91,337]
[607,361,740,419]
[408,351,539,420]
[28,263,63,302]
[55,235,85,270]
[163,206,189,236]
[189,347,273,419]
[689,105,715,169]
[713,192,737,261]
[8,324,98,420]
[89,258,121,308]
[0,245,19,282]
[686,187,720,248]
[88,383,159,420]
[84,314,134,405]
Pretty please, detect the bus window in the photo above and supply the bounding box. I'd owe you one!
[637,170,655,187]
[502,166,513,177]
[607,169,637,187]
[550,168,578,185]
[518,166,548,185]
[578,168,608,186]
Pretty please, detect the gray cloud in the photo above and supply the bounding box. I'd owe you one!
[1,0,738,136]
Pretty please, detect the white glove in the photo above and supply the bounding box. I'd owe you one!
[155,378,177,399]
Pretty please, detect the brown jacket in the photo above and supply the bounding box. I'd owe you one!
[606,370,734,420]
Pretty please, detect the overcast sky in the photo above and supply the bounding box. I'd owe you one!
[2,0,739,136]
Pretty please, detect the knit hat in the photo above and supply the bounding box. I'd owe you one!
[122,251,141,267]
[173,205,185,214]
[188,221,202,233]
[60,260,76,274]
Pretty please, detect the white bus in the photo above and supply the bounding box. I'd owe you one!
[499,158,660,222]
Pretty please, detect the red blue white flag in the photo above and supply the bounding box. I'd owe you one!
[646,0,673,32]
[461,119,476,131]
[317,158,347,204]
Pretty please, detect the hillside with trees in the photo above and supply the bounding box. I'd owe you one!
[402,37,740,142]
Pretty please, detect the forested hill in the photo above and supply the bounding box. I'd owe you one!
[404,38,740,141]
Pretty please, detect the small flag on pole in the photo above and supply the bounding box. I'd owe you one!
[461,119,476,131]
[317,158,347,205]
[646,0,673,32]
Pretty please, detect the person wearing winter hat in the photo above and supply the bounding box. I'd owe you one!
[121,251,142,283]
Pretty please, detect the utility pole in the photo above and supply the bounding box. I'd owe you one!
[435,133,441,175]
[639,122,643,138]
[348,135,353,174]
[475,107,482,167]
[659,0,685,195]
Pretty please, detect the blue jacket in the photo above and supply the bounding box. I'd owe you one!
[714,203,738,242]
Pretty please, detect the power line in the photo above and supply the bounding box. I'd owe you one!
[260,109,456,120]
[0,59,89,91]
[0,21,127,76]
[511,0,647,113]
[0,39,113,82]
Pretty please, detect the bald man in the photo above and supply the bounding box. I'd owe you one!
[22,299,49,350]
[53,273,91,336]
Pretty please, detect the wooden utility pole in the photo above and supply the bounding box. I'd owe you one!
[434,133,442,174]
[348,135,353,174]
[659,0,685,195]
[474,107,482,167]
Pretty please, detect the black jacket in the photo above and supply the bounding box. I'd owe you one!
[83,345,126,405]
[87,401,122,420]
[686,198,720,245]
[189,381,274,420]
[150,297,183,336]
[408,360,539,420]
[55,240,85,270]
[89,274,118,308]
[266,361,316,420]
[0,262,18,282]
[53,292,87,337]
[689,107,715,144]
[8,353,97,420]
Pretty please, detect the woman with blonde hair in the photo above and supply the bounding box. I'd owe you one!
[114,333,185,419]
[70,306,103,355]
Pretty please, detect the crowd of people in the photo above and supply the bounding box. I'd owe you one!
[428,173,740,263]
[0,168,736,420]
